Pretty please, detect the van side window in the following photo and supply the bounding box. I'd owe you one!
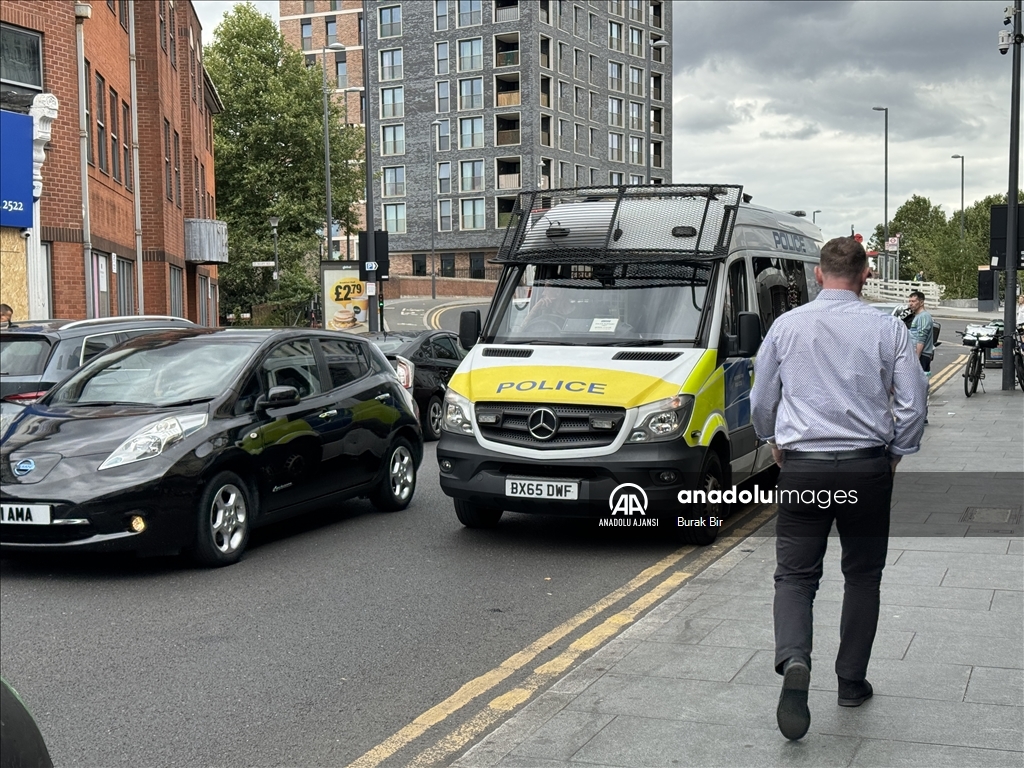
[753,257,814,333]
[722,260,749,343]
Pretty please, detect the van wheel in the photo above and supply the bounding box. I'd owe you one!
[454,499,503,528]
[677,452,725,546]
[192,471,251,567]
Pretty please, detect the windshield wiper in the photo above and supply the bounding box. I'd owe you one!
[609,339,692,347]
[504,339,576,346]
[64,400,151,407]
[159,396,215,408]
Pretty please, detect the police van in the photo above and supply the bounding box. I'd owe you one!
[437,184,822,543]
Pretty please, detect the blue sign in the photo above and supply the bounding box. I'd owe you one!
[0,109,34,228]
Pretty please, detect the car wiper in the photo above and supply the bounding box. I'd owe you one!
[504,339,576,346]
[609,339,692,347]
[64,400,152,407]
[159,396,215,408]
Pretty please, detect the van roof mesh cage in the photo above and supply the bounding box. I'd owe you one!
[495,184,744,264]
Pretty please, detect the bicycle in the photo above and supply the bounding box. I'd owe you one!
[957,324,999,397]
[1013,323,1024,391]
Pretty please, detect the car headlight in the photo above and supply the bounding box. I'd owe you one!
[441,389,474,435]
[99,413,208,470]
[627,395,694,443]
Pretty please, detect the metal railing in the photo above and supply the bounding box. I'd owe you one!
[494,6,519,23]
[496,50,520,66]
[496,129,521,145]
[497,173,521,189]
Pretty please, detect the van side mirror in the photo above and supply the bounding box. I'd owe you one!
[737,312,762,357]
[459,310,481,350]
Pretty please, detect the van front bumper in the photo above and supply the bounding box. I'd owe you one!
[436,432,708,517]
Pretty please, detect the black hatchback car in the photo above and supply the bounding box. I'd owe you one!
[0,328,422,566]
[363,330,466,440]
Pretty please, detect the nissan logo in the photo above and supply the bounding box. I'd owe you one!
[527,407,559,440]
[13,459,36,476]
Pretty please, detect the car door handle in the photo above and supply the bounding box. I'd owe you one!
[318,409,338,419]
[375,393,391,402]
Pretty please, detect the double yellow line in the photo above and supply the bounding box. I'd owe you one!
[929,354,968,392]
[348,506,776,768]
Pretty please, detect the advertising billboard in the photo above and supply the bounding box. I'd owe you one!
[320,261,369,333]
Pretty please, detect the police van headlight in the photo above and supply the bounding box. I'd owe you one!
[442,390,474,435]
[628,395,694,443]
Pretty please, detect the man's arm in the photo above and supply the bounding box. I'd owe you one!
[890,326,928,456]
[750,328,782,444]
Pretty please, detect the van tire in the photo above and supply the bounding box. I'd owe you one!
[454,499,503,528]
[677,452,725,546]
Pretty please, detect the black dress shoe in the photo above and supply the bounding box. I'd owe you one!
[777,658,811,740]
[838,677,873,707]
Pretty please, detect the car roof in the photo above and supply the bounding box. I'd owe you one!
[0,316,196,339]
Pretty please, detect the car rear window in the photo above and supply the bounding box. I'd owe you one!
[0,337,53,376]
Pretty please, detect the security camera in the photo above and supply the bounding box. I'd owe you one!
[999,29,1012,54]
[1005,5,1014,25]
[19,229,31,239]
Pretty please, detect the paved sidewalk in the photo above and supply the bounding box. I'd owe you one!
[453,375,1023,765]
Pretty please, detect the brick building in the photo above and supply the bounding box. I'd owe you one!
[0,0,226,323]
[278,0,672,280]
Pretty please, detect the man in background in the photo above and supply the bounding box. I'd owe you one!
[0,303,12,328]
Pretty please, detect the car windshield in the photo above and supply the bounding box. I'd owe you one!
[485,262,712,345]
[0,337,52,376]
[47,338,260,407]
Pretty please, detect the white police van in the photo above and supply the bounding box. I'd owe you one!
[437,184,822,543]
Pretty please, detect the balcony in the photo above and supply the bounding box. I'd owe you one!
[184,219,228,264]
[497,211,515,229]
[495,4,519,23]
[496,129,521,145]
[496,90,521,107]
[496,50,520,67]
[497,173,521,189]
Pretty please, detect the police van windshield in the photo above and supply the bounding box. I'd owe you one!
[486,262,712,346]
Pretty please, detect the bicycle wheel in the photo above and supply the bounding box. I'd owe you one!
[964,350,982,397]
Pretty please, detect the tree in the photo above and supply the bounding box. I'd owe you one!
[204,3,364,318]
[868,195,947,280]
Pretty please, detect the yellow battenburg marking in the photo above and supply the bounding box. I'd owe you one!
[448,365,680,408]
[682,350,727,447]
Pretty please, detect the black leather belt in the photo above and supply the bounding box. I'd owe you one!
[782,446,888,461]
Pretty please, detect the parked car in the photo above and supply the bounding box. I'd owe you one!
[0,327,423,566]
[363,330,467,440]
[1,315,196,404]
[869,302,941,347]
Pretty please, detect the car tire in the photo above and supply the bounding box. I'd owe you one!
[454,498,503,528]
[371,438,417,512]
[423,395,443,441]
[192,471,252,567]
[676,452,725,546]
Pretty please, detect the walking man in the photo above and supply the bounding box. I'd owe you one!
[751,236,928,741]
[907,291,934,373]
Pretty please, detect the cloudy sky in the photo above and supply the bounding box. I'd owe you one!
[193,0,1019,242]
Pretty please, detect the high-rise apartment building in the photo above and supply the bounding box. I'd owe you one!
[0,0,225,322]
[280,0,671,278]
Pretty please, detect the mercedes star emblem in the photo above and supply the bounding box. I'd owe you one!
[527,407,559,440]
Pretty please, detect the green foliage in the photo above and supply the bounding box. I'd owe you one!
[204,3,364,317]
[869,191,1024,299]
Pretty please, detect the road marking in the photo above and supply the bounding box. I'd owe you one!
[350,505,776,768]
[930,354,968,393]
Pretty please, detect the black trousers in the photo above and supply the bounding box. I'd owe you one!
[773,453,893,681]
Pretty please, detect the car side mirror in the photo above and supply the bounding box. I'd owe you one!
[459,310,481,350]
[737,311,762,357]
[258,385,300,410]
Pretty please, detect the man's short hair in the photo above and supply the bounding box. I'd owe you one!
[908,290,925,302]
[819,237,868,281]
[0,303,12,318]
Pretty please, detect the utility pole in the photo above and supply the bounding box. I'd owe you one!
[1002,0,1021,390]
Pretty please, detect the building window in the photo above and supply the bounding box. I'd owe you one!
[301,19,312,51]
[110,89,120,182]
[436,41,449,74]
[461,198,485,230]
[608,61,623,91]
[168,0,176,64]
[384,203,406,233]
[629,173,644,184]
[436,81,450,112]
[380,49,403,81]
[435,0,449,30]
[381,86,404,118]
[629,135,643,165]
[382,166,405,196]
[440,252,456,276]
[458,0,482,27]
[436,118,450,150]
[174,131,182,206]
[96,73,108,173]
[117,258,135,315]
[437,161,451,193]
[193,157,200,211]
[379,6,402,37]
[610,171,623,185]
[460,159,484,192]
[200,163,207,217]
[326,17,338,46]
[628,100,642,130]
[159,0,167,50]
[119,0,129,29]
[438,200,453,231]
[458,38,483,71]
[92,252,111,318]
[170,265,184,317]
[609,0,623,16]
[628,0,643,21]
[381,124,405,155]
[628,27,643,57]
[608,131,622,162]
[335,52,347,86]
[459,116,484,149]
[608,21,622,51]
[189,27,197,100]
[629,66,643,96]
[303,0,315,12]
[412,254,427,276]
[85,61,93,164]
[0,24,43,93]
[198,274,210,326]
[122,101,132,190]
[458,77,483,110]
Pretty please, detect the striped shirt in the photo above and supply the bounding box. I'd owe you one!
[750,289,928,456]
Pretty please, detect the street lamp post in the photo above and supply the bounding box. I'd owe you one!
[1001,0,1021,390]
[812,210,821,224]
[322,41,345,261]
[872,106,889,279]
[269,216,280,289]
[645,40,670,184]
[429,119,443,299]
[951,154,965,248]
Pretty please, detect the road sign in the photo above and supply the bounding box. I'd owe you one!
[365,282,377,296]
[364,261,378,272]
[886,237,899,252]
[251,260,275,267]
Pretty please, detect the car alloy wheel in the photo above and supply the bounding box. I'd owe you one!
[192,471,252,567]
[427,396,444,441]
[389,445,415,502]
[210,483,248,555]
[371,438,417,512]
